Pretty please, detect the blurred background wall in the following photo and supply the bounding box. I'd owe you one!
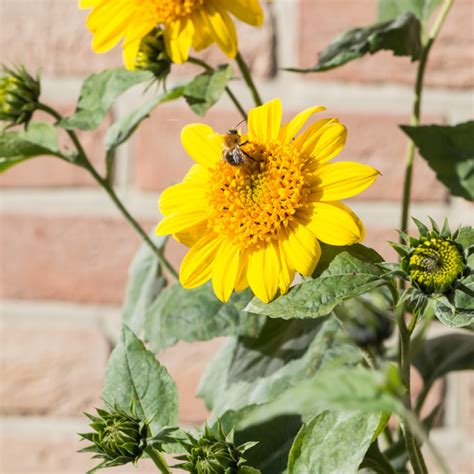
[0,0,473,472]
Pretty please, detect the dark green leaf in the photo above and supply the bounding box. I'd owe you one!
[247,245,385,319]
[184,65,232,116]
[0,122,62,172]
[103,325,178,435]
[144,283,264,352]
[122,236,167,334]
[401,121,474,201]
[377,0,441,22]
[287,410,380,474]
[105,86,184,155]
[60,69,153,131]
[413,333,474,388]
[198,318,362,416]
[287,12,422,73]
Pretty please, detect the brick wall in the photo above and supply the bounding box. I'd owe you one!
[1,1,473,472]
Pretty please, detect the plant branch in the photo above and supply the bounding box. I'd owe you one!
[188,56,247,120]
[399,0,454,238]
[37,103,179,279]
[235,51,263,107]
[145,447,171,474]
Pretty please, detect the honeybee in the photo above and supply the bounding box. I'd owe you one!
[222,127,255,166]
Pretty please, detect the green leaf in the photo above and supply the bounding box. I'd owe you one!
[122,236,167,334]
[287,410,380,474]
[287,12,422,73]
[144,283,264,352]
[401,121,474,201]
[60,69,153,131]
[412,333,474,388]
[102,325,178,435]
[0,122,62,172]
[105,86,184,155]
[238,367,404,431]
[198,318,362,416]
[247,245,385,319]
[221,408,303,474]
[455,226,474,252]
[184,65,232,116]
[377,0,441,22]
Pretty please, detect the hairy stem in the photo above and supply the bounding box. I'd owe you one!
[37,103,179,279]
[145,447,171,474]
[400,0,454,238]
[235,51,263,107]
[188,56,247,120]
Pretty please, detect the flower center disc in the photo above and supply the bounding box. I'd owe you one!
[148,0,205,23]
[207,141,312,249]
[408,237,465,293]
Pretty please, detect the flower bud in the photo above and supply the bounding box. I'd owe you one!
[79,405,148,470]
[135,28,172,81]
[176,422,259,474]
[0,66,40,128]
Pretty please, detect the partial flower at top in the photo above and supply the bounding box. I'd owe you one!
[156,98,380,303]
[79,0,264,68]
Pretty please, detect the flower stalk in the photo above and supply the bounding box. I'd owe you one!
[235,51,263,107]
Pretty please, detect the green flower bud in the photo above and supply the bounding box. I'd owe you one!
[135,28,172,81]
[176,422,259,474]
[79,405,148,471]
[0,66,40,128]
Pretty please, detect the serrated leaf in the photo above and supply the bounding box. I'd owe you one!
[103,325,178,435]
[198,318,362,416]
[247,245,386,319]
[287,410,380,474]
[412,333,474,388]
[105,86,184,154]
[144,283,264,352]
[377,0,441,22]
[287,12,421,73]
[122,235,167,333]
[0,122,62,172]
[60,69,153,131]
[184,64,232,116]
[401,121,474,201]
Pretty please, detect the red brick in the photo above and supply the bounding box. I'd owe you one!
[1,1,274,79]
[159,339,225,424]
[0,214,159,304]
[134,103,447,201]
[298,0,474,89]
[0,319,109,416]
[0,104,110,188]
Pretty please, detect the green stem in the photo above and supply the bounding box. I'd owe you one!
[188,56,247,120]
[37,103,179,279]
[235,51,263,107]
[399,0,454,238]
[395,303,426,474]
[145,447,171,474]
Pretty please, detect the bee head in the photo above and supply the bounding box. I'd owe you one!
[227,129,239,135]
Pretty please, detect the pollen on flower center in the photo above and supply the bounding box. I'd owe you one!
[147,0,205,23]
[409,237,465,293]
[207,141,312,249]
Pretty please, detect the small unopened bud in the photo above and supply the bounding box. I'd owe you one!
[0,66,40,128]
[135,28,172,81]
[79,405,148,470]
[176,421,259,474]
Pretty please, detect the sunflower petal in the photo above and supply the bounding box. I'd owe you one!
[277,243,295,294]
[234,252,249,292]
[312,162,380,201]
[155,209,208,236]
[219,0,264,26]
[159,183,208,216]
[174,221,209,247]
[248,98,282,143]
[281,224,321,276]
[164,17,195,64]
[278,106,326,144]
[181,124,222,168]
[247,243,280,303]
[307,202,366,246]
[180,234,222,288]
[202,1,238,58]
[212,240,240,302]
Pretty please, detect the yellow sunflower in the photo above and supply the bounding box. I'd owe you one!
[156,98,380,303]
[79,0,264,68]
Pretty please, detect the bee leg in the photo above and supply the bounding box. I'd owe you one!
[242,149,257,162]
